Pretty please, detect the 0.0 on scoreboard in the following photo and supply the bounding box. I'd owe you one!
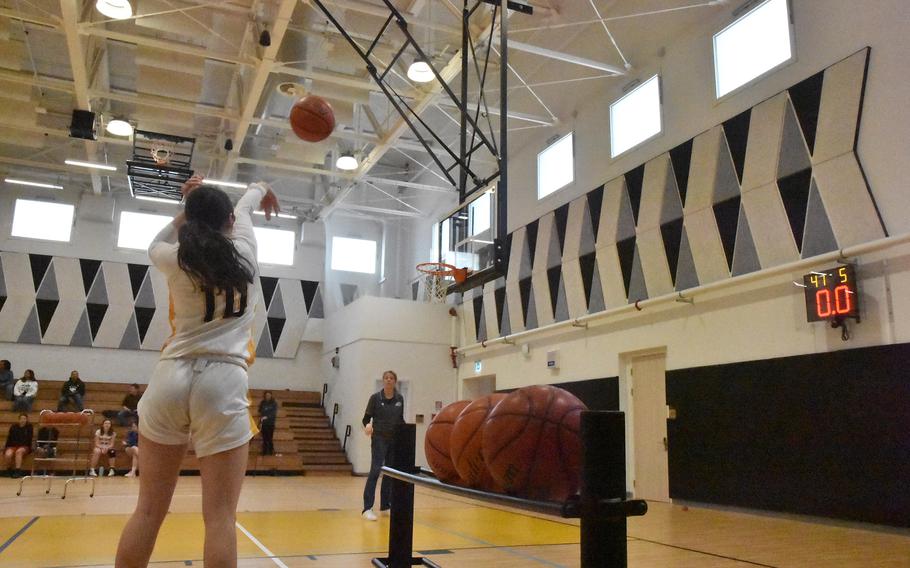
[802,265,859,322]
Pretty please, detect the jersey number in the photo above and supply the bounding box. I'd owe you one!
[203,287,248,323]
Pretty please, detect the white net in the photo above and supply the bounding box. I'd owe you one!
[423,273,450,303]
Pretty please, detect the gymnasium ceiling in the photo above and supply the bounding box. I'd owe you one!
[0,0,727,223]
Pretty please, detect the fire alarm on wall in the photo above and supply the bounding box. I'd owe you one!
[546,349,559,369]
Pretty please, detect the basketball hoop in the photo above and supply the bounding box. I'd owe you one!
[416,262,470,303]
[150,143,173,166]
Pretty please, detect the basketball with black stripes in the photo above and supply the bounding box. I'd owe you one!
[424,400,471,484]
[289,95,336,142]
[450,393,507,491]
[481,385,587,501]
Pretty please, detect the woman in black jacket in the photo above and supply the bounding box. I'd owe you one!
[258,391,278,456]
[4,414,33,478]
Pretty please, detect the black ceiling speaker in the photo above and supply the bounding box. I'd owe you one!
[224,138,234,151]
[259,29,271,47]
[70,110,96,140]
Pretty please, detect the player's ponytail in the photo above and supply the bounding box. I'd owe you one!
[178,185,254,293]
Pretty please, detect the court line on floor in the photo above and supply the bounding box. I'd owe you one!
[0,516,39,556]
[628,536,778,567]
[236,521,288,568]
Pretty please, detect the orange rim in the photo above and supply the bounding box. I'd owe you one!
[417,262,470,284]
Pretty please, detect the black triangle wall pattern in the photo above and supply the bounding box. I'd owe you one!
[788,70,824,155]
[722,109,751,185]
[624,165,645,225]
[525,220,539,267]
[504,232,514,277]
[578,252,596,310]
[29,254,52,292]
[80,259,102,296]
[127,264,149,299]
[86,303,107,339]
[518,277,533,327]
[260,277,279,308]
[300,280,319,313]
[268,317,285,351]
[713,196,741,271]
[135,307,156,343]
[587,185,604,242]
[553,203,570,254]
[660,218,684,286]
[494,287,506,333]
[616,236,637,298]
[472,295,485,342]
[669,139,694,207]
[546,266,561,317]
[778,168,813,253]
[36,299,58,336]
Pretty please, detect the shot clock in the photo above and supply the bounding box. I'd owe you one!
[802,265,859,322]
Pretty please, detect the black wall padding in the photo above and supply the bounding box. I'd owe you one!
[666,343,910,527]
[497,377,619,412]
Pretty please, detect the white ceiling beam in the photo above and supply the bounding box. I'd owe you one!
[491,38,626,75]
[316,0,462,36]
[81,28,258,67]
[340,203,423,218]
[59,0,103,194]
[221,0,298,180]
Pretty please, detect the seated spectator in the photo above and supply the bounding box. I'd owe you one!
[12,370,39,413]
[4,414,33,478]
[57,370,86,412]
[122,421,139,477]
[89,419,116,477]
[117,384,142,427]
[0,360,13,401]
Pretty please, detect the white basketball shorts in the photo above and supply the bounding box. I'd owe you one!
[138,358,257,458]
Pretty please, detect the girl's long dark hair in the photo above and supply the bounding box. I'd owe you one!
[178,185,253,292]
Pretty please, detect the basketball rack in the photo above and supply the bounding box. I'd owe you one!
[375,412,647,568]
[126,130,195,202]
[17,409,96,499]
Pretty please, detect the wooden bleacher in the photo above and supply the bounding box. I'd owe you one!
[0,379,352,476]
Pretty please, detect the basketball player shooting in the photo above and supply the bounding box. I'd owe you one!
[114,175,280,568]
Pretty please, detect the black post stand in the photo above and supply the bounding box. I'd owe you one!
[374,412,647,567]
[372,424,441,568]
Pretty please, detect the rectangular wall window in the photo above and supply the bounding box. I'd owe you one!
[714,0,793,98]
[253,227,296,266]
[537,132,574,199]
[610,75,662,158]
[117,211,173,250]
[331,236,377,274]
[11,199,74,242]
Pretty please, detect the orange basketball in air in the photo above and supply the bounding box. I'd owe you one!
[289,95,335,142]
[424,400,471,484]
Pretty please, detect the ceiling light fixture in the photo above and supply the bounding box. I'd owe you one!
[135,195,180,204]
[106,118,133,137]
[4,178,63,190]
[205,179,248,189]
[95,0,133,20]
[336,153,359,171]
[407,60,435,83]
[65,159,117,171]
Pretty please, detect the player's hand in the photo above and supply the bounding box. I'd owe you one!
[181,174,204,198]
[259,187,281,221]
[364,423,373,437]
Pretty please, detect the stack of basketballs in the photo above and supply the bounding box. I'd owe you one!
[424,385,588,502]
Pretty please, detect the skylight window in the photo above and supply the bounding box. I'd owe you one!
[537,132,574,199]
[610,75,662,158]
[253,227,296,266]
[714,0,793,98]
[11,199,74,242]
[117,211,173,250]
[331,236,377,274]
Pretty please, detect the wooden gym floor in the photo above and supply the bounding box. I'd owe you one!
[0,475,907,567]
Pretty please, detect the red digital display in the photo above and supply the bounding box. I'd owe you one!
[803,265,859,322]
